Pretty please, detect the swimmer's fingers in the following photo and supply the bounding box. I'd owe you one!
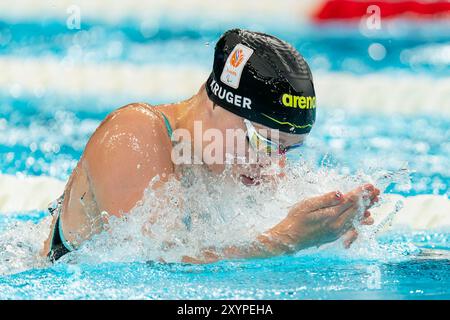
[297,191,344,214]
[348,184,380,207]
[306,184,379,215]
[309,185,379,225]
[360,210,374,225]
[319,206,374,243]
[343,216,374,249]
[332,198,375,234]
[330,202,362,235]
[307,200,353,222]
[361,217,374,225]
[370,195,380,207]
[337,184,379,218]
[343,229,358,248]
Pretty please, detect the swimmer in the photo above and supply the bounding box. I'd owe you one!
[41,29,379,263]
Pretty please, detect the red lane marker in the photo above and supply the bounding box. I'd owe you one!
[313,0,450,21]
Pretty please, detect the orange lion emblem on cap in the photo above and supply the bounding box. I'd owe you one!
[230,48,244,68]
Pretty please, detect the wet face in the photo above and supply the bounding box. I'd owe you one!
[204,105,308,186]
[237,122,308,186]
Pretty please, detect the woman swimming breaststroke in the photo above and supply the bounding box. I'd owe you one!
[41,29,379,263]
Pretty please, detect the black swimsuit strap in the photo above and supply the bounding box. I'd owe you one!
[48,214,70,262]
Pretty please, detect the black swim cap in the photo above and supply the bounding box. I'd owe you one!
[206,29,316,135]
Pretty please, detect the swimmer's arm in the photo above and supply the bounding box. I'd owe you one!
[181,238,287,264]
[181,233,293,264]
[182,186,379,263]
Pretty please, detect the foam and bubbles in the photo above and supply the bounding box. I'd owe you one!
[0,216,50,275]
[1,159,447,276]
[49,163,412,265]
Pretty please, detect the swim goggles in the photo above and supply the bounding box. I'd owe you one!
[244,119,303,156]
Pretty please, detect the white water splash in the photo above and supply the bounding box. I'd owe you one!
[62,162,410,264]
[0,162,414,274]
[0,216,51,275]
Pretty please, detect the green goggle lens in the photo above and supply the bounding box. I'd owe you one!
[244,119,302,157]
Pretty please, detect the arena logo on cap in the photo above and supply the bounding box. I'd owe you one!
[281,93,316,109]
[220,43,254,89]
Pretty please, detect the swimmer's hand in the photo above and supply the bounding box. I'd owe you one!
[181,184,379,264]
[258,184,379,253]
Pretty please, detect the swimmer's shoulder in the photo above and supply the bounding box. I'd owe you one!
[83,102,173,166]
[89,102,170,145]
[102,102,166,129]
[81,102,175,213]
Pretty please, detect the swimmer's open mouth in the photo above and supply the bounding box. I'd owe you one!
[240,175,261,186]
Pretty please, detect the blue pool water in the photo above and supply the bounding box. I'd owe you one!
[0,16,449,299]
[0,217,449,299]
